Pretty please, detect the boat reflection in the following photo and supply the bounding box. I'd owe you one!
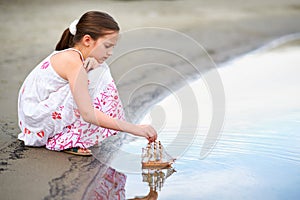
[128,189,158,200]
[142,167,176,192]
[129,167,176,200]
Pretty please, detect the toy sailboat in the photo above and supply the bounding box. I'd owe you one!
[141,141,175,169]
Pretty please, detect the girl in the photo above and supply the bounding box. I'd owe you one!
[18,11,157,156]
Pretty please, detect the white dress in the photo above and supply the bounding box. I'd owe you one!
[18,48,125,151]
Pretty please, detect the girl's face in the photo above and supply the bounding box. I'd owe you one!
[89,32,119,64]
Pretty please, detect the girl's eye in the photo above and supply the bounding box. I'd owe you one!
[105,44,112,48]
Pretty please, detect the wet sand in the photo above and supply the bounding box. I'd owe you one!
[1,0,300,199]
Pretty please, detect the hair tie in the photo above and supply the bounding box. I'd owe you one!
[69,19,79,35]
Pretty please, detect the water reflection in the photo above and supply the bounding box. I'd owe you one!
[142,168,176,192]
[128,167,176,200]
[123,39,300,199]
[85,38,300,200]
[83,166,126,199]
[81,160,176,200]
[85,132,176,200]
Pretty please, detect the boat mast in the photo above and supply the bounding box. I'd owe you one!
[153,141,157,161]
[159,141,162,161]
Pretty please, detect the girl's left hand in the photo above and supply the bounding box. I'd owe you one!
[83,57,100,72]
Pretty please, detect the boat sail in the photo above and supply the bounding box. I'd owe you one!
[141,141,175,169]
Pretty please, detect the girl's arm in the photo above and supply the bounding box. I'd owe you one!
[62,55,157,142]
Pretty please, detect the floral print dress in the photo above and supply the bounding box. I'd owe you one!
[18,48,125,151]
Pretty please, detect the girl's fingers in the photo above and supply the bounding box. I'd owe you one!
[147,135,157,143]
[139,124,158,142]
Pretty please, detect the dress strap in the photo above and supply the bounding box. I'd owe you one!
[52,48,85,62]
[68,48,85,62]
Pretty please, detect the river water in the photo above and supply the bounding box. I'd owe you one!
[104,39,300,199]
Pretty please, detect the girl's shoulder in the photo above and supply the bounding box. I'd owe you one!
[50,49,84,80]
[51,50,83,65]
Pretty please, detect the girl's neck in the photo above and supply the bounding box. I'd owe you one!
[72,45,89,60]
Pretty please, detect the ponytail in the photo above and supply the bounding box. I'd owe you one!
[55,28,75,51]
[55,11,119,51]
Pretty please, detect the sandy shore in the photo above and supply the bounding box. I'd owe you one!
[1,0,300,199]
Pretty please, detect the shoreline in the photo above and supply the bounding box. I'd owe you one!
[1,0,300,199]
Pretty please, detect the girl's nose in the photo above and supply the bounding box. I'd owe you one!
[107,49,113,56]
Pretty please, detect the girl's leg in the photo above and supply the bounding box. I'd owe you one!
[46,66,125,151]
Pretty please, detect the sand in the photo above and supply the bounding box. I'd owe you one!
[1,0,300,199]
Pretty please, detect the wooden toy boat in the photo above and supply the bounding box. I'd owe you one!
[141,141,175,169]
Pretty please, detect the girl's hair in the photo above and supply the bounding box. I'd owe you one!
[55,11,120,51]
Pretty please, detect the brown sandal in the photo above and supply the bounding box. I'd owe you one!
[64,147,92,156]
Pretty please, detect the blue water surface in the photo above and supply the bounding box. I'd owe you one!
[111,41,300,200]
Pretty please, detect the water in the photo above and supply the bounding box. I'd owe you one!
[103,40,300,199]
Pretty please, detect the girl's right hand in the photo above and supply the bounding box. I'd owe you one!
[137,124,157,143]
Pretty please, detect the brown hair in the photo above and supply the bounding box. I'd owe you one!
[55,11,120,51]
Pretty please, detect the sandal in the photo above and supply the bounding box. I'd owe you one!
[64,147,92,156]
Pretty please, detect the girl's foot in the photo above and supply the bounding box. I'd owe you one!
[63,147,92,156]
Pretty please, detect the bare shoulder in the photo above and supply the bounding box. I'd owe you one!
[50,50,83,80]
